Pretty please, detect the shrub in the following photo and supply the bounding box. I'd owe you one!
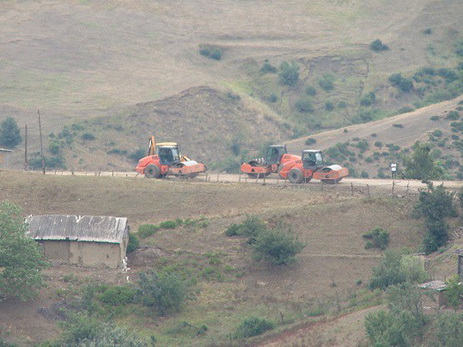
[444,275,463,311]
[128,149,146,163]
[389,73,413,92]
[210,49,222,60]
[318,74,335,91]
[433,312,463,346]
[60,313,145,345]
[252,225,305,265]
[430,115,439,121]
[446,111,460,120]
[305,138,317,146]
[138,224,160,238]
[398,106,414,114]
[199,44,222,60]
[260,60,277,74]
[360,92,376,106]
[392,123,404,128]
[127,232,140,253]
[368,249,427,290]
[269,93,278,102]
[295,97,314,113]
[305,86,317,96]
[374,141,383,148]
[325,101,334,111]
[423,28,432,35]
[338,101,347,108]
[81,133,95,141]
[98,285,137,305]
[48,141,61,155]
[138,270,188,316]
[235,317,274,338]
[225,215,267,238]
[363,227,390,250]
[370,39,389,52]
[159,220,178,229]
[278,61,299,86]
[404,142,444,180]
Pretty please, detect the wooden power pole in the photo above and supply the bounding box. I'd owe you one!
[37,110,45,174]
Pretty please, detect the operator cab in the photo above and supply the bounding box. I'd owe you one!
[265,145,287,165]
[157,146,180,165]
[302,150,324,169]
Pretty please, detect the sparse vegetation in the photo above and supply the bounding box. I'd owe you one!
[318,74,335,91]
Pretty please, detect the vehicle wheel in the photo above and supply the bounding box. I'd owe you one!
[288,168,304,184]
[247,173,259,178]
[321,178,342,184]
[144,164,161,178]
[187,172,199,179]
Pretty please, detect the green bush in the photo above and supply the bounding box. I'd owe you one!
[318,74,335,91]
[235,317,274,338]
[363,227,390,250]
[98,285,137,305]
[430,115,439,121]
[48,141,61,155]
[305,138,317,146]
[60,313,146,345]
[199,44,222,60]
[433,312,463,346]
[389,73,413,92]
[260,60,277,74]
[392,123,404,128]
[81,133,95,141]
[338,101,347,108]
[127,232,140,253]
[137,270,188,316]
[370,39,389,52]
[159,220,178,229]
[225,215,267,238]
[278,61,299,86]
[325,101,334,111]
[444,275,463,311]
[138,224,160,238]
[252,225,305,265]
[295,97,314,113]
[446,111,460,120]
[368,249,427,290]
[398,106,414,114]
[360,92,376,106]
[374,141,383,148]
[305,85,317,96]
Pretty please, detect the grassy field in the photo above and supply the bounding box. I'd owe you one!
[0,170,436,345]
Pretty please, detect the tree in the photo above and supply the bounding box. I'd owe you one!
[0,117,21,148]
[0,201,49,301]
[445,275,463,311]
[404,142,444,180]
[413,182,457,253]
[433,312,463,347]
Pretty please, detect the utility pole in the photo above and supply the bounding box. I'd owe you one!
[24,124,28,171]
[37,110,45,174]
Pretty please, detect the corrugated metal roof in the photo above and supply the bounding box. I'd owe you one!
[25,215,128,243]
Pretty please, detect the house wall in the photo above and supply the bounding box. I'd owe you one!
[39,240,122,268]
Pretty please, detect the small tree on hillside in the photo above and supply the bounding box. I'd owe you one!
[404,142,444,180]
[0,117,22,148]
[413,182,457,253]
[0,201,49,301]
[278,61,299,86]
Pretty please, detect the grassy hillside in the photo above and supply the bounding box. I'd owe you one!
[1,0,463,172]
[0,171,433,345]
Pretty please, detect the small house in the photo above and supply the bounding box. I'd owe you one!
[26,215,129,269]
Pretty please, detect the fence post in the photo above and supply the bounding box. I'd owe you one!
[239,174,241,183]
[216,173,219,182]
[351,182,354,196]
[367,184,370,197]
[392,181,395,195]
